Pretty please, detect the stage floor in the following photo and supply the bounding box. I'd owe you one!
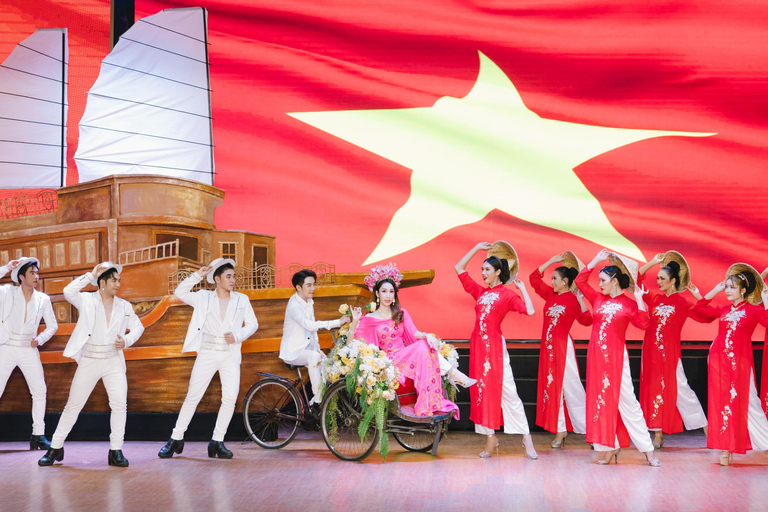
[1,431,766,512]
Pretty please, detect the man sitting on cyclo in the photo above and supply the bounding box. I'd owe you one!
[279,270,350,413]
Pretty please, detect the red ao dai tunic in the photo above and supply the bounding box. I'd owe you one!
[637,274,709,434]
[693,299,768,453]
[459,272,527,430]
[529,269,592,434]
[575,268,650,448]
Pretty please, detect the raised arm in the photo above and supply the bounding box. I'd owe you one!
[286,298,342,333]
[64,263,109,310]
[687,283,703,301]
[639,253,664,276]
[455,242,492,274]
[512,278,535,316]
[174,266,210,307]
[575,292,593,325]
[529,265,555,301]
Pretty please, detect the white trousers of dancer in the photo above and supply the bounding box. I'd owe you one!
[649,359,708,432]
[51,355,127,450]
[0,345,47,435]
[594,349,654,452]
[283,349,323,404]
[747,370,768,451]
[475,341,530,436]
[557,337,587,434]
[172,350,240,442]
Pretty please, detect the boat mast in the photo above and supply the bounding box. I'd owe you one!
[202,8,214,187]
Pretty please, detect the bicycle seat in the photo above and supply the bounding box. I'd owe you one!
[285,363,302,371]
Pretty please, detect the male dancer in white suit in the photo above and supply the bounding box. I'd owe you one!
[39,262,145,467]
[0,257,57,450]
[159,258,258,459]
[279,269,349,410]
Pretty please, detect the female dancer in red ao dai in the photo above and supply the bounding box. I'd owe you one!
[694,265,768,466]
[455,242,537,459]
[347,272,459,418]
[637,252,709,449]
[530,253,592,448]
[576,249,659,466]
[761,267,768,419]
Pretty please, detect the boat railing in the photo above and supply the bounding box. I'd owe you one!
[167,261,336,293]
[0,190,57,220]
[119,240,179,266]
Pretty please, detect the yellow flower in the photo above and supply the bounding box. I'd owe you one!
[355,387,362,394]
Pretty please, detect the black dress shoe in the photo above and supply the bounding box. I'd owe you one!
[158,438,184,458]
[108,449,129,467]
[208,440,233,459]
[38,447,64,466]
[30,435,51,451]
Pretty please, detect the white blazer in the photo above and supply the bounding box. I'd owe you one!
[279,293,340,362]
[62,272,145,370]
[0,265,57,346]
[174,272,258,365]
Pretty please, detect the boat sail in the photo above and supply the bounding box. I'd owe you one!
[74,8,214,185]
[0,29,68,189]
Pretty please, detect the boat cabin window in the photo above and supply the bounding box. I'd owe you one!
[252,245,268,268]
[155,234,198,261]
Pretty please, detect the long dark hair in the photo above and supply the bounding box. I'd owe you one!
[660,261,682,291]
[484,256,510,284]
[554,266,579,289]
[373,278,404,325]
[600,265,630,289]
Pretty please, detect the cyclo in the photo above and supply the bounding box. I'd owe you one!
[242,333,456,461]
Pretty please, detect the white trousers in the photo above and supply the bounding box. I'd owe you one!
[284,349,323,404]
[51,355,127,450]
[747,370,768,451]
[172,350,240,442]
[557,337,587,434]
[0,345,47,435]
[649,359,708,432]
[475,343,530,436]
[594,349,654,453]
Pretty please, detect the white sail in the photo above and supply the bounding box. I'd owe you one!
[75,7,214,185]
[0,29,68,188]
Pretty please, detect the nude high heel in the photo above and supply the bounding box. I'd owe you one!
[449,368,477,388]
[522,434,538,460]
[551,432,567,449]
[479,435,499,458]
[644,450,661,467]
[652,432,664,449]
[719,450,732,467]
[596,448,620,465]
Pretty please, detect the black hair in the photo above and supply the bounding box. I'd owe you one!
[292,269,317,290]
[600,265,630,289]
[660,261,682,291]
[17,261,39,283]
[484,256,510,285]
[373,277,404,325]
[727,271,756,297]
[554,266,579,288]
[213,263,235,281]
[97,267,119,288]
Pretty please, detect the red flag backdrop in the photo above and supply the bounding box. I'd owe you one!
[2,0,768,341]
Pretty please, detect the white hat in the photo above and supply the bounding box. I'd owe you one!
[207,258,236,284]
[90,262,124,286]
[11,257,41,284]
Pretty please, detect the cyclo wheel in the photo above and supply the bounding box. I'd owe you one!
[321,380,378,461]
[392,426,440,452]
[243,378,302,449]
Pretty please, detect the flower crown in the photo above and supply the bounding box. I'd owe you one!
[364,263,403,292]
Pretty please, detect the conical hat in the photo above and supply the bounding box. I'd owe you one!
[607,253,639,292]
[561,251,584,292]
[726,263,765,305]
[660,250,691,290]
[487,240,518,284]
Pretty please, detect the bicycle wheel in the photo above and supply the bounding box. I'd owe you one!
[321,380,378,461]
[243,378,302,449]
[392,426,437,452]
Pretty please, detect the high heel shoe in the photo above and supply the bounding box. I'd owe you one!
[479,435,499,458]
[719,450,732,467]
[652,433,664,449]
[644,451,661,467]
[596,448,620,465]
[551,432,567,449]
[449,368,477,388]
[522,434,538,460]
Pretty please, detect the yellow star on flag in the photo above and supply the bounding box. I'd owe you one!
[289,52,715,264]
